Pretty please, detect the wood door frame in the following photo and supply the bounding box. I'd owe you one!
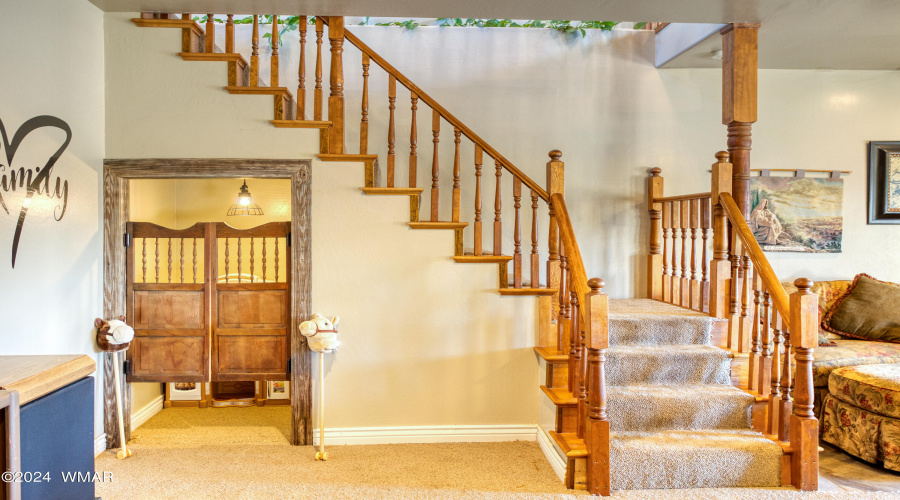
[102,158,312,448]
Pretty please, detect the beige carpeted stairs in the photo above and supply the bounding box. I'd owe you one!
[606,299,782,490]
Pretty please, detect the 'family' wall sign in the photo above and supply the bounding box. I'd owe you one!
[0,116,71,268]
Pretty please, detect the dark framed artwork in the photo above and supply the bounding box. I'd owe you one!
[867,141,900,224]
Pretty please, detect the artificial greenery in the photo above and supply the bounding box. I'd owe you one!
[193,15,629,46]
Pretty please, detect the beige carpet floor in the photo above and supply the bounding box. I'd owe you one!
[95,407,900,499]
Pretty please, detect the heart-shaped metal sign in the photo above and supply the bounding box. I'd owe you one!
[0,116,72,268]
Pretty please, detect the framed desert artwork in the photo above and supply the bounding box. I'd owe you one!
[868,141,900,224]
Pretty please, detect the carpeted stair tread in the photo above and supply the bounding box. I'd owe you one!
[606,345,732,385]
[609,299,716,346]
[608,384,755,431]
[610,429,782,490]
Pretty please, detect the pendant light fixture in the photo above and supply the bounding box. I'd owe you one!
[227,180,264,216]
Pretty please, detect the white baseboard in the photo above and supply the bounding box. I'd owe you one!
[94,433,107,457]
[312,424,537,446]
[536,425,566,481]
[131,395,164,430]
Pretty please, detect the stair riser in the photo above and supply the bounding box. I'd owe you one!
[606,351,731,385]
[546,362,568,389]
[556,406,578,434]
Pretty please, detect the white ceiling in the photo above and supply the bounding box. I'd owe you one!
[86,0,900,70]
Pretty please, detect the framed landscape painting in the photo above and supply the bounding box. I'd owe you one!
[867,141,900,224]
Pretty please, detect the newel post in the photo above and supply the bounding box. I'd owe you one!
[708,152,733,319]
[790,278,819,491]
[647,168,664,300]
[327,16,345,154]
[585,278,610,496]
[545,150,565,328]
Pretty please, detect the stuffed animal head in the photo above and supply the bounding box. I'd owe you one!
[95,316,135,352]
[299,313,340,353]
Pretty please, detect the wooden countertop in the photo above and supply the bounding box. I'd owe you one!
[0,355,96,404]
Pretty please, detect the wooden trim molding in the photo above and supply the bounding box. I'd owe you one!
[102,158,313,446]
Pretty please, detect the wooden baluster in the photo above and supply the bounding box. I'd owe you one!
[327,16,345,153]
[748,269,762,392]
[768,311,784,435]
[192,237,197,283]
[313,18,323,120]
[790,278,819,491]
[250,15,259,87]
[387,75,396,187]
[661,201,671,303]
[275,236,280,282]
[297,16,307,120]
[700,198,710,312]
[710,152,733,319]
[585,278,610,496]
[727,231,741,350]
[430,110,440,221]
[513,178,522,288]
[566,274,575,395]
[493,160,503,256]
[473,147,484,255]
[225,15,234,53]
[547,151,564,324]
[167,239,172,283]
[270,15,279,87]
[557,249,569,354]
[360,53,370,154]
[530,190,540,287]
[225,238,230,283]
[757,287,773,396]
[739,248,752,353]
[141,238,147,283]
[409,92,418,188]
[670,201,680,305]
[250,238,255,282]
[571,291,584,438]
[579,298,589,438]
[205,14,215,53]
[237,238,242,283]
[452,128,461,222]
[689,198,700,310]
[779,322,793,441]
[262,238,267,281]
[647,168,664,301]
[155,238,160,283]
[680,200,689,307]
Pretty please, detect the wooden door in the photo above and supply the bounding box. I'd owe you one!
[211,222,291,381]
[126,222,209,382]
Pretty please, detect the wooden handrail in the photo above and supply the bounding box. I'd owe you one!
[341,29,550,202]
[718,192,790,322]
[550,193,590,305]
[656,192,711,203]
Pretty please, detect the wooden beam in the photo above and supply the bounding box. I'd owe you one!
[721,23,759,219]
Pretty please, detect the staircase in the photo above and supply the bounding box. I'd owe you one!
[126,12,819,495]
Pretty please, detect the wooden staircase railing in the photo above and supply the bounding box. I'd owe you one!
[646,152,819,491]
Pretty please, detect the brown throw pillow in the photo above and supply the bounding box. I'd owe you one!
[822,274,900,343]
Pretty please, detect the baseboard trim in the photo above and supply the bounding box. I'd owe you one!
[131,395,164,430]
[312,424,537,446]
[536,425,566,481]
[94,433,107,457]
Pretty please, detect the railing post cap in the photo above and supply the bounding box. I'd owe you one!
[794,278,814,292]
[549,150,562,161]
[715,151,730,163]
[649,167,662,177]
[588,278,605,292]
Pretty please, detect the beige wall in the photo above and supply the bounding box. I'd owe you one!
[103,13,900,432]
[0,0,106,440]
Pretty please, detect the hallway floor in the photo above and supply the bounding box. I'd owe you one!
[94,407,900,499]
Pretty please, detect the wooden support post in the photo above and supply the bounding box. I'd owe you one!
[250,15,259,87]
[474,146,483,254]
[709,152,733,319]
[327,17,345,154]
[314,18,323,120]
[547,150,565,323]
[205,14,215,53]
[297,16,307,120]
[225,15,234,53]
[360,53,370,154]
[721,23,759,220]
[647,168,663,300]
[431,109,440,221]
[790,278,819,491]
[585,278,610,496]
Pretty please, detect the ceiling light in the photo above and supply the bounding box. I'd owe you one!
[227,180,264,216]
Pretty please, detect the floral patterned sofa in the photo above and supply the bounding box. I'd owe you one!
[782,278,900,471]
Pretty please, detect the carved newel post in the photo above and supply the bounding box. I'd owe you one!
[647,168,663,300]
[585,278,610,496]
[327,16,345,153]
[708,152,733,319]
[790,278,819,491]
